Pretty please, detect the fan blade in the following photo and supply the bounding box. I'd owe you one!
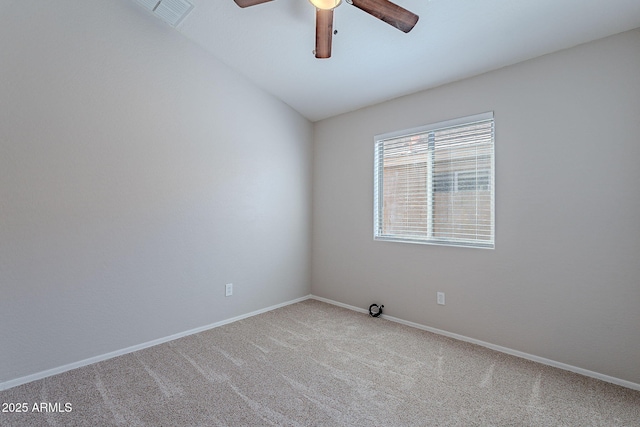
[315,8,334,59]
[350,0,418,33]
[233,0,273,8]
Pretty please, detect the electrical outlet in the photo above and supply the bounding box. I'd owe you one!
[225,283,233,297]
[437,292,445,305]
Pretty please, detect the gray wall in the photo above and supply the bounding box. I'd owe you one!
[0,0,312,384]
[311,29,640,384]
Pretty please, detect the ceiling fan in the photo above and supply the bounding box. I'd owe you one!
[233,0,419,59]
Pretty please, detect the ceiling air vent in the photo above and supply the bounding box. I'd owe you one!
[136,0,194,27]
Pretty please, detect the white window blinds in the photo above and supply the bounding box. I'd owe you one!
[374,112,495,248]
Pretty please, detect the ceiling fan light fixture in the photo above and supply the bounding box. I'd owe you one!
[309,0,341,10]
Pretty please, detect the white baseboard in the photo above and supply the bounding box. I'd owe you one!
[4,294,638,393]
[0,295,312,391]
[310,295,640,392]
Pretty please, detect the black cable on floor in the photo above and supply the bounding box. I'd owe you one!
[369,303,383,317]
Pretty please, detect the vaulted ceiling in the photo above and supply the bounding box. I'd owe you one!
[159,0,640,121]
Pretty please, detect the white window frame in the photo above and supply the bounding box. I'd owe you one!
[373,112,495,249]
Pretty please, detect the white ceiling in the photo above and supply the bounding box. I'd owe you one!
[172,0,640,121]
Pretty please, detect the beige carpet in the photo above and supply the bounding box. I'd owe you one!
[1,299,638,426]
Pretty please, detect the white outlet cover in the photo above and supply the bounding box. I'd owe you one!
[437,292,445,305]
[225,283,233,297]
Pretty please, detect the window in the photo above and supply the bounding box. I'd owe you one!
[374,112,494,248]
